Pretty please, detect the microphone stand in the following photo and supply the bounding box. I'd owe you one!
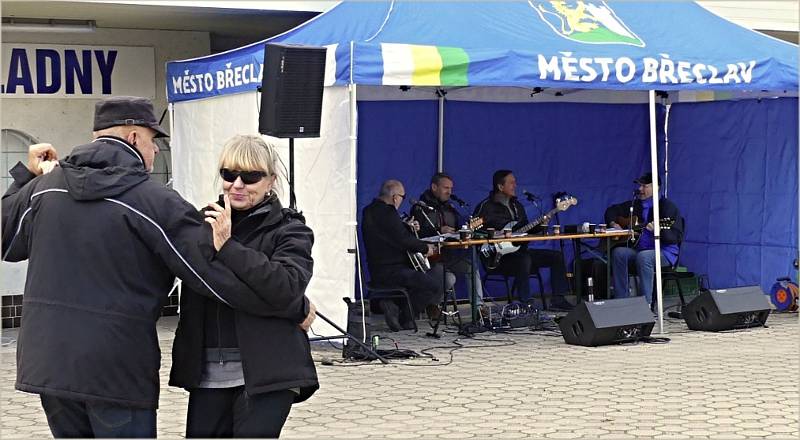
[422,199,465,339]
[628,192,639,249]
[310,311,388,364]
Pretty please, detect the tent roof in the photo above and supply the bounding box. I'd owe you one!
[167,1,798,103]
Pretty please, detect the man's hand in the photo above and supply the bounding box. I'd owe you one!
[645,222,654,232]
[205,194,232,251]
[38,160,59,175]
[299,302,317,332]
[406,216,420,232]
[610,221,622,229]
[440,225,456,234]
[28,143,58,176]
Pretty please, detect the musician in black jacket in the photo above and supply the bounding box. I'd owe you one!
[412,173,484,304]
[362,179,445,331]
[473,170,573,310]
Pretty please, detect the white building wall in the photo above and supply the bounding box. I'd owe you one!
[2,27,210,156]
[1,28,210,296]
[698,1,799,33]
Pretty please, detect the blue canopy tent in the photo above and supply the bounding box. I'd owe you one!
[166,1,798,334]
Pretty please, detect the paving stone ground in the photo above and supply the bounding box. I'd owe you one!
[1,305,797,439]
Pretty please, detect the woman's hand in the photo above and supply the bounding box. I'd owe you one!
[205,194,232,251]
[299,302,317,332]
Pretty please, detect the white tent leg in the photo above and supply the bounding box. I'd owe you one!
[649,90,665,335]
[349,82,366,340]
[437,91,444,172]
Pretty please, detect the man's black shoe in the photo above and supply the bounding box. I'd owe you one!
[379,300,401,332]
[549,296,575,311]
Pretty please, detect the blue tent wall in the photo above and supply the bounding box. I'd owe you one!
[355,100,439,296]
[667,98,799,294]
[356,101,656,299]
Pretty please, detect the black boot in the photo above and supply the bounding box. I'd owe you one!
[379,299,401,332]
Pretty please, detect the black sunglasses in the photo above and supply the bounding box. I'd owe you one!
[219,168,268,185]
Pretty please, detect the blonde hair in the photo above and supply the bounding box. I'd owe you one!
[217,134,285,195]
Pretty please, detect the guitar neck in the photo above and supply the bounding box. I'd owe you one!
[518,207,560,233]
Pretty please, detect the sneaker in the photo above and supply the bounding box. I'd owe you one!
[379,300,401,332]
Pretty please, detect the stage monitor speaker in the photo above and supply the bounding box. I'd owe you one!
[682,286,770,331]
[259,43,326,138]
[559,297,654,347]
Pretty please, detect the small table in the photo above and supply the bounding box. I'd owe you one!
[441,230,633,319]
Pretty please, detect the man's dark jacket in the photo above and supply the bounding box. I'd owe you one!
[473,192,545,234]
[170,195,318,402]
[2,136,280,409]
[604,198,683,245]
[361,199,428,274]
[411,190,461,239]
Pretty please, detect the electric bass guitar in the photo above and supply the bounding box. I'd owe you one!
[480,195,578,269]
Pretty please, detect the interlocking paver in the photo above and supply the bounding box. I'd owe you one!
[1,311,797,439]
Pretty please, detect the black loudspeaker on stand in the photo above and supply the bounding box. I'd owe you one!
[256,44,372,360]
[559,297,654,347]
[258,43,326,210]
[682,286,770,331]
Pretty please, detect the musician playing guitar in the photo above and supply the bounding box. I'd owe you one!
[361,179,445,331]
[610,172,684,309]
[411,173,485,306]
[473,170,573,310]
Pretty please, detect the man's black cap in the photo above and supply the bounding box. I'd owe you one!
[634,172,660,185]
[93,96,168,138]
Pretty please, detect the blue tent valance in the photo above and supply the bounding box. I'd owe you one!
[166,1,798,103]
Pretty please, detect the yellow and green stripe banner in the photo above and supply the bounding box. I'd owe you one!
[381,43,469,86]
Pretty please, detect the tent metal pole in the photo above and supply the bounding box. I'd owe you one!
[438,91,444,172]
[663,103,671,198]
[649,90,665,335]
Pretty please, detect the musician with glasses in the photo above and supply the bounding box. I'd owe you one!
[361,179,445,331]
[170,134,318,438]
[610,172,683,308]
[474,170,573,310]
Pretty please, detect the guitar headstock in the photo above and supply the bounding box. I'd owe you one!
[468,216,484,230]
[555,195,578,212]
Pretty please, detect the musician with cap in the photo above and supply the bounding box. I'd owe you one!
[1,96,309,437]
[610,172,684,308]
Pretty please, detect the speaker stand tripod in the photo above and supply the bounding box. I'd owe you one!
[288,138,297,209]
[309,311,389,364]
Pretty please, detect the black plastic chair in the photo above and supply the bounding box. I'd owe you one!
[658,216,709,310]
[366,281,418,332]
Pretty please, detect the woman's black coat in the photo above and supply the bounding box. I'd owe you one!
[170,195,318,402]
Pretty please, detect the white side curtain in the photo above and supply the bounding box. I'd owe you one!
[172,86,353,336]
